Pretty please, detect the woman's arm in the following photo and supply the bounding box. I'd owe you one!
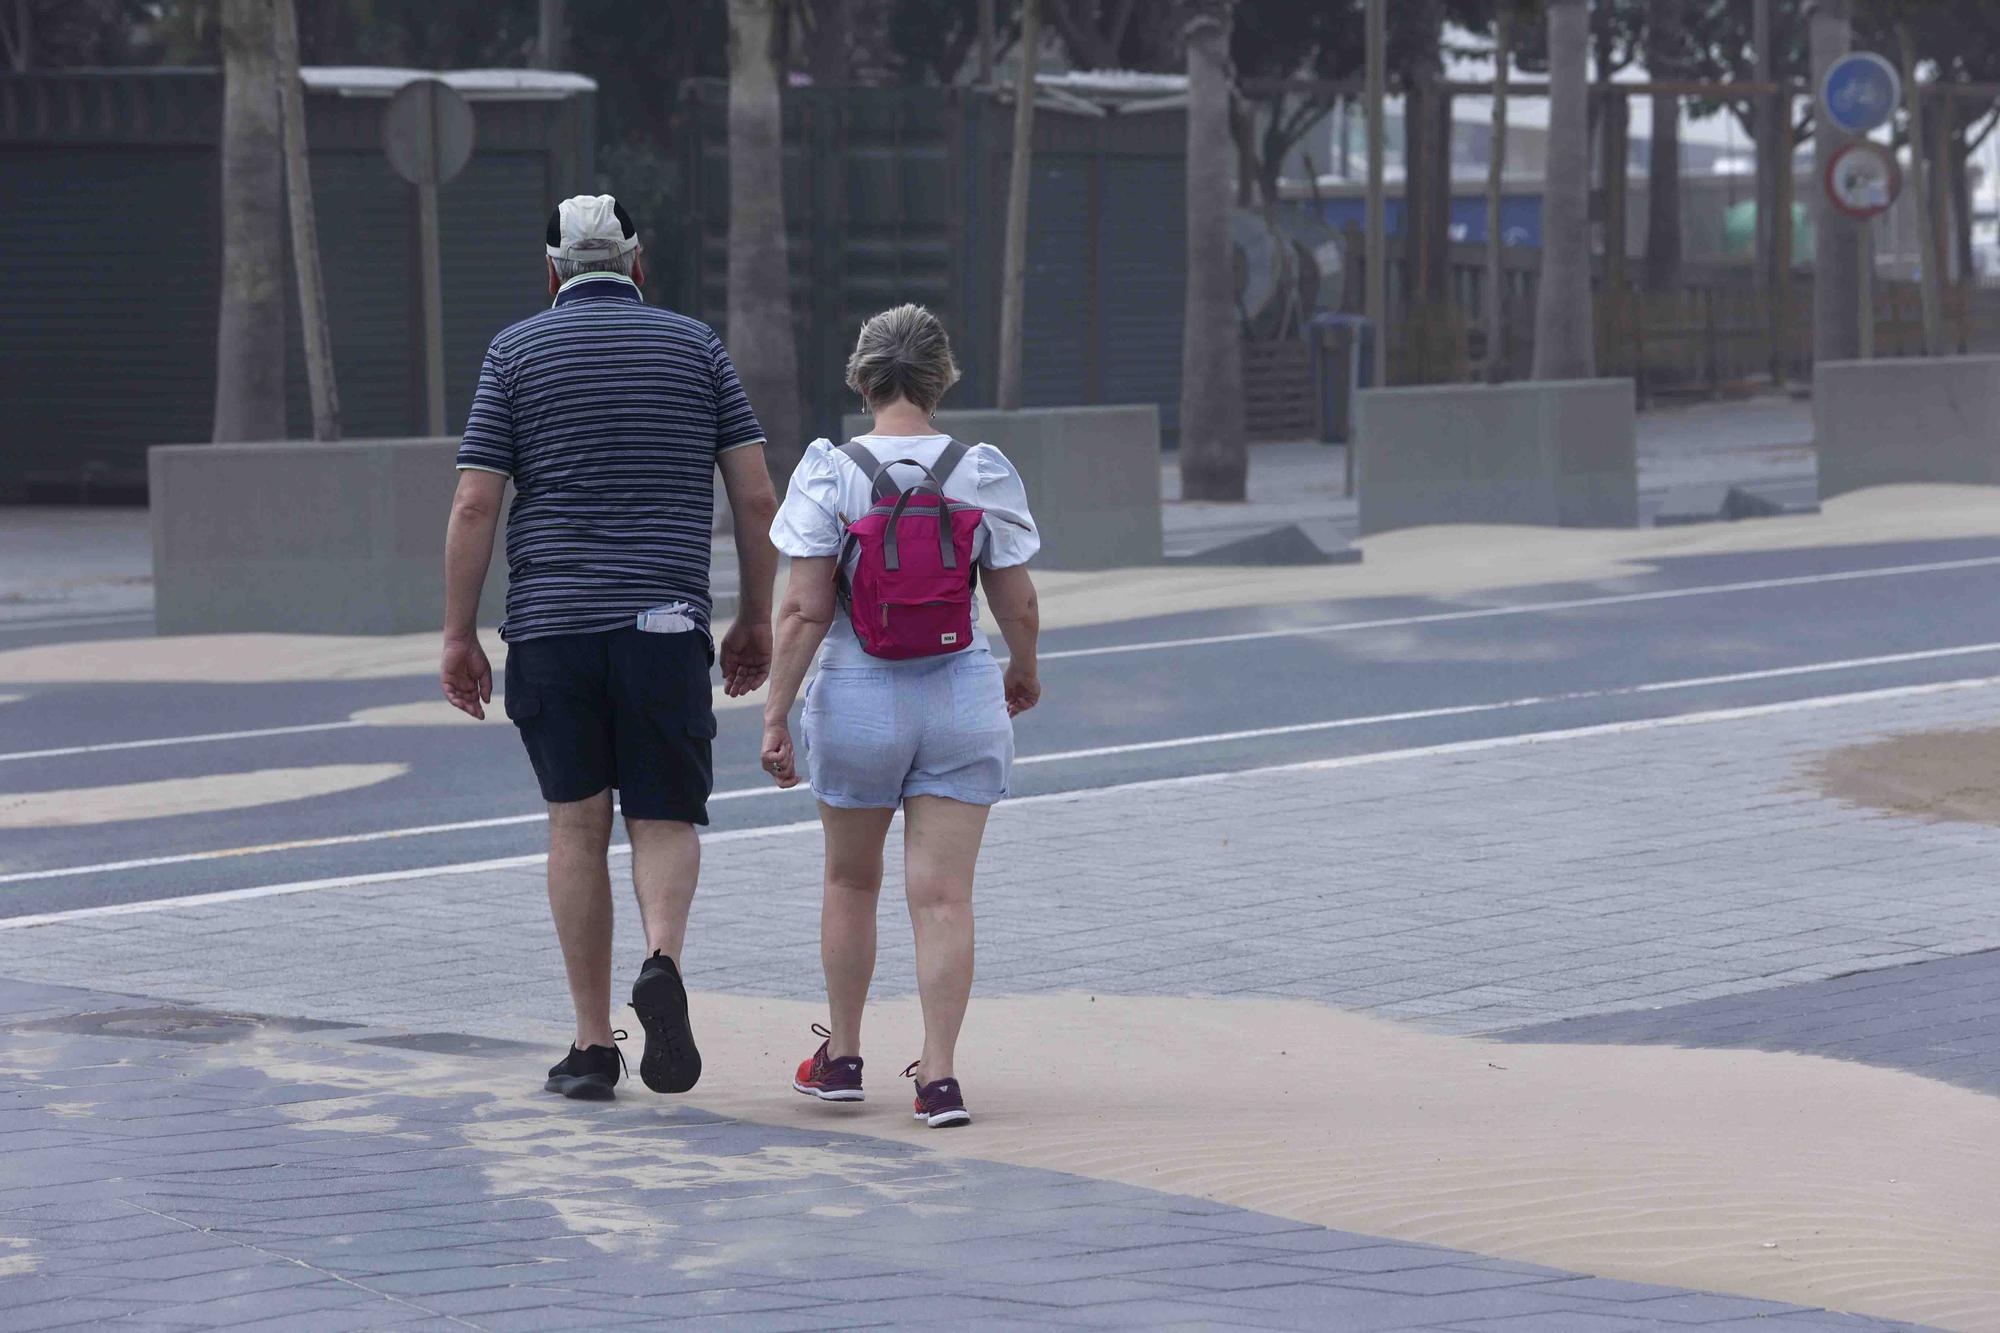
[760,556,839,786]
[982,563,1041,716]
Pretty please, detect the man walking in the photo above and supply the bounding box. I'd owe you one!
[441,194,779,1101]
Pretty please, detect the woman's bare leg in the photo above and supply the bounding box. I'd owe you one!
[819,803,895,1061]
[901,795,989,1083]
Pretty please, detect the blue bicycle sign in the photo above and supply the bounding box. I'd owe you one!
[1821,52,1901,137]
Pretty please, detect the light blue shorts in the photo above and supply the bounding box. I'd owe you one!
[799,652,1014,809]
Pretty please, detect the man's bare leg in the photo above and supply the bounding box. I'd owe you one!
[626,817,701,962]
[547,790,616,1049]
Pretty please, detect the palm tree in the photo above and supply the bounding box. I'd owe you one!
[1178,0,1246,502]
[1532,0,1595,380]
[1484,3,1514,382]
[995,0,1040,411]
[1643,0,1683,292]
[213,0,287,442]
[727,0,803,482]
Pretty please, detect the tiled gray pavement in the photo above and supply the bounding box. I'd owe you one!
[0,979,1924,1332]
[7,680,2000,1043]
[1501,946,2000,1095]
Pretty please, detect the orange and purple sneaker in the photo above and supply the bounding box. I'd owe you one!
[793,1023,865,1103]
[904,1060,971,1128]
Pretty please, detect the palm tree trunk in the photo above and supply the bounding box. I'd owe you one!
[1811,0,1860,363]
[213,0,287,442]
[995,0,1039,411]
[273,0,338,440]
[1178,0,1245,502]
[1899,24,1944,356]
[1532,0,1594,380]
[727,0,803,482]
[1643,0,1682,292]
[1484,7,1510,382]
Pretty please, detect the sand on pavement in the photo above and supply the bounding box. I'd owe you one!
[672,992,2000,1332]
[1812,726,2000,827]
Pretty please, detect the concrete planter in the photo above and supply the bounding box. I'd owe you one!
[1355,378,1638,536]
[150,437,504,636]
[1816,355,2000,499]
[839,404,1163,570]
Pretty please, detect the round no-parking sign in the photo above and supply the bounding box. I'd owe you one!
[1823,140,1902,221]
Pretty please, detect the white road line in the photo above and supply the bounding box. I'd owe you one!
[12,552,2000,765]
[0,818,827,931]
[5,641,2000,889]
[1038,553,2000,662]
[0,784,805,887]
[1014,641,2000,765]
[0,720,366,764]
[7,674,1993,930]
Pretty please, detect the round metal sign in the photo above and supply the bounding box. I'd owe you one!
[382,78,475,186]
[1821,51,1901,137]
[1823,140,1902,221]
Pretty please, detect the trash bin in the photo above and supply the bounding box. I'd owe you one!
[1311,313,1373,445]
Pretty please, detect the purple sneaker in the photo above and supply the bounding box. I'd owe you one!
[793,1024,864,1102]
[903,1060,971,1128]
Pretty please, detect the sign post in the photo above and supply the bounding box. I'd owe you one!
[383,79,475,437]
[1820,53,1900,362]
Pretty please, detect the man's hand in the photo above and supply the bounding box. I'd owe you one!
[719,615,773,696]
[760,720,799,787]
[441,633,493,719]
[1004,661,1041,717]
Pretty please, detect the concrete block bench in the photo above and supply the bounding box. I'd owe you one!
[1355,378,1638,536]
[1816,355,2000,499]
[150,436,506,636]
[841,404,1163,570]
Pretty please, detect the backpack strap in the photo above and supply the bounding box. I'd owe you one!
[837,441,900,504]
[933,438,971,491]
[838,439,973,504]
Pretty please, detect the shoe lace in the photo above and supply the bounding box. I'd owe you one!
[610,1029,630,1079]
[901,1060,921,1081]
[811,1022,833,1041]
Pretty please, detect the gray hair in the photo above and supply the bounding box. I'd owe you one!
[550,248,639,282]
[845,304,961,412]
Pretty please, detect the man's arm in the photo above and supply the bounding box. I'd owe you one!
[716,444,780,696]
[441,468,507,719]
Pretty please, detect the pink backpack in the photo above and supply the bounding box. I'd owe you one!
[835,439,984,660]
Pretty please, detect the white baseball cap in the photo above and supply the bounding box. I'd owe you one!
[545,194,639,260]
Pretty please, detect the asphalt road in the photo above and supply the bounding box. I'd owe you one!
[6,534,2000,920]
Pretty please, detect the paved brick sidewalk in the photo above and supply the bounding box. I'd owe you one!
[7,679,2000,1329]
[0,980,1920,1332]
[9,681,2000,1041]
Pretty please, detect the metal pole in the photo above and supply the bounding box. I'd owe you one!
[418,177,446,435]
[1364,0,1386,388]
[272,0,338,440]
[1900,26,1943,355]
[1858,220,1874,360]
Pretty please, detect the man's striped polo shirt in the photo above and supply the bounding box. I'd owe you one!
[456,272,764,642]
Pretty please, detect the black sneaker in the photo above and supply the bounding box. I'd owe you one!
[630,951,701,1094]
[545,1032,626,1101]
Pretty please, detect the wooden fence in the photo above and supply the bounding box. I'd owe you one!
[1334,234,2000,403]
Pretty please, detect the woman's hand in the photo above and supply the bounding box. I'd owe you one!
[761,720,800,787]
[1003,661,1041,717]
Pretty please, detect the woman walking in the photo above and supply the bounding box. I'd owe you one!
[762,304,1040,1128]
